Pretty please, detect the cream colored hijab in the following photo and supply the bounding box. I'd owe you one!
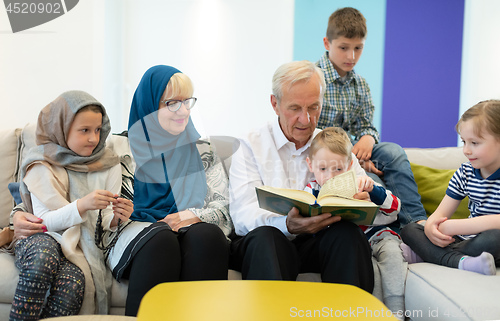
[19,90,119,314]
[20,90,118,212]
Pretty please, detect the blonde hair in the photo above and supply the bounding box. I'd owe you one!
[309,127,353,161]
[456,100,500,140]
[165,73,194,100]
[272,60,326,104]
[326,7,367,41]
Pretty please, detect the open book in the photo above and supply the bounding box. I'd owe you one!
[256,170,378,225]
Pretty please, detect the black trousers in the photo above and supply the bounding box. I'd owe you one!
[230,221,374,292]
[124,222,229,316]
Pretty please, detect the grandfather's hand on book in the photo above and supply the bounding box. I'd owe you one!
[286,207,341,234]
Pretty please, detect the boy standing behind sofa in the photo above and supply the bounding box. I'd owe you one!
[316,7,427,229]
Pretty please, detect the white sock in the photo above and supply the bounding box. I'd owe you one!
[458,252,496,275]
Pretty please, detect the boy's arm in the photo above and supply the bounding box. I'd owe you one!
[349,79,383,176]
[369,185,401,216]
[353,135,383,176]
[349,78,380,143]
[439,214,500,236]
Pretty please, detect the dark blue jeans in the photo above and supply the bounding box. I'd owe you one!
[368,142,428,228]
[401,222,500,268]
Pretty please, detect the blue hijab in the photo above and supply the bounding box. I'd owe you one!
[128,65,207,223]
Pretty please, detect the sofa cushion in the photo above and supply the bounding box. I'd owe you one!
[405,263,500,321]
[110,279,128,309]
[410,163,469,219]
[0,128,21,228]
[7,183,21,205]
[18,123,37,181]
[0,254,19,302]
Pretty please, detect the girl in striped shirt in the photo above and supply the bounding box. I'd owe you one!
[401,100,500,275]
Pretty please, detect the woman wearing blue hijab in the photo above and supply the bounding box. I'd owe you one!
[107,65,232,316]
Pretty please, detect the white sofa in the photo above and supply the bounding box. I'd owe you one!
[0,124,499,321]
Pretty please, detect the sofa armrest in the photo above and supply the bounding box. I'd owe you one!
[0,128,22,228]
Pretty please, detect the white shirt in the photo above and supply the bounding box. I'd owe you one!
[229,119,365,237]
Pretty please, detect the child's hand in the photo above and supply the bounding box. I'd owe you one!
[357,175,374,193]
[359,160,384,177]
[112,195,133,223]
[424,216,454,247]
[353,136,383,176]
[77,190,115,215]
[352,135,375,161]
[352,191,370,201]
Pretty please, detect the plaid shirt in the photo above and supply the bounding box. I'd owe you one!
[316,51,380,143]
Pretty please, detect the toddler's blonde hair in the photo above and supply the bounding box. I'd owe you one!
[309,127,353,161]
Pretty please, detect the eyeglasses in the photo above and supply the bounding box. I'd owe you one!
[160,97,197,112]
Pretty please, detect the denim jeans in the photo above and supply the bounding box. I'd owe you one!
[367,142,428,228]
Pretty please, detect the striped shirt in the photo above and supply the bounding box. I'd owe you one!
[316,51,380,142]
[446,162,500,218]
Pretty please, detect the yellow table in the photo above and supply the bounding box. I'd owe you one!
[137,280,397,320]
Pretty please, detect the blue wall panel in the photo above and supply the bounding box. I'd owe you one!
[293,0,386,133]
[381,0,464,148]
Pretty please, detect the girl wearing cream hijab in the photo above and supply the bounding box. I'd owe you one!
[12,91,132,320]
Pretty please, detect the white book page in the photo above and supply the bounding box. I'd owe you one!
[317,170,357,200]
